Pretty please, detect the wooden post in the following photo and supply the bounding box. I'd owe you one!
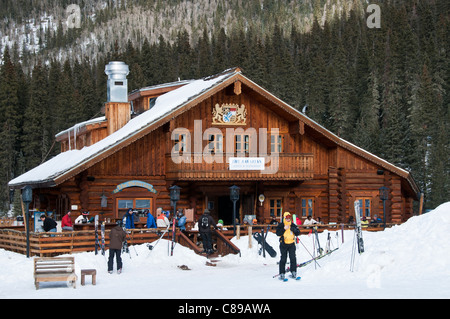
[419,193,424,215]
[236,225,240,240]
[248,226,252,248]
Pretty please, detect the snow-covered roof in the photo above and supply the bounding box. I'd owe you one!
[9,68,238,188]
[8,67,420,198]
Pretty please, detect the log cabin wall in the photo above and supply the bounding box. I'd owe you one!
[32,76,417,225]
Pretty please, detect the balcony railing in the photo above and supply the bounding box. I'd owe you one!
[165,153,314,180]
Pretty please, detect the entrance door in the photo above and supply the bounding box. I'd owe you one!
[218,196,240,225]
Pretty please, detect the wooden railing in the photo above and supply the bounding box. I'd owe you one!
[165,153,314,180]
[0,222,394,257]
[0,228,166,257]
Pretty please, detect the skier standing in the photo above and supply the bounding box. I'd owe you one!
[108,220,126,274]
[276,212,301,280]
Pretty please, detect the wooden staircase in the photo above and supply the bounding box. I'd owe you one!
[177,229,240,257]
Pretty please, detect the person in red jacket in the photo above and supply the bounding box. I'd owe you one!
[61,211,73,231]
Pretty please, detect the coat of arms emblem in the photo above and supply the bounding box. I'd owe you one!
[212,103,247,125]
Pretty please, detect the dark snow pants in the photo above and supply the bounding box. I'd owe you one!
[279,242,297,275]
[108,249,123,271]
[200,231,213,253]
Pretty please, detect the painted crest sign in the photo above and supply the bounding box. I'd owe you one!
[212,103,247,125]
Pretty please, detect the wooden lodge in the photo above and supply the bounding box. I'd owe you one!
[8,64,420,249]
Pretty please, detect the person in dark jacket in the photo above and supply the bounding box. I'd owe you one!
[108,221,127,274]
[198,209,215,255]
[276,212,301,280]
[40,214,57,235]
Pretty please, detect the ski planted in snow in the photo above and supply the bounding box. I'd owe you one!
[94,215,99,255]
[101,221,105,256]
[313,226,323,256]
[170,217,176,256]
[354,200,364,254]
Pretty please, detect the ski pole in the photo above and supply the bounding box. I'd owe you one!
[147,225,170,258]
[298,236,321,268]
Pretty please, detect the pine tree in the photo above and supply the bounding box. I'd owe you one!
[0,48,22,211]
[22,61,49,170]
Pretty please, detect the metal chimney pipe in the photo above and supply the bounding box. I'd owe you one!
[105,61,129,102]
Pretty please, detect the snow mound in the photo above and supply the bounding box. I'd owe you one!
[1,202,449,299]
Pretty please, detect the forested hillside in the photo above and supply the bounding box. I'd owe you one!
[0,0,448,215]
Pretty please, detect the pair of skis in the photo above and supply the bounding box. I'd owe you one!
[94,215,105,256]
[350,200,365,271]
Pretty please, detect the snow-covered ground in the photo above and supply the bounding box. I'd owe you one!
[1,202,449,300]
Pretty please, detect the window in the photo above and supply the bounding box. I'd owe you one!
[301,198,314,217]
[173,133,188,152]
[269,199,283,219]
[117,198,152,218]
[207,133,223,153]
[271,134,283,153]
[356,198,371,218]
[235,134,250,154]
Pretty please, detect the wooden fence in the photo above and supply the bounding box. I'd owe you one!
[0,228,164,257]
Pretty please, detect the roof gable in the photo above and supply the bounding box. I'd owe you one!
[8,67,420,198]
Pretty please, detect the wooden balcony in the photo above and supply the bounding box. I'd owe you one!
[165,153,314,181]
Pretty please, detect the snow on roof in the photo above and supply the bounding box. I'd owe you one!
[54,116,106,139]
[9,69,237,187]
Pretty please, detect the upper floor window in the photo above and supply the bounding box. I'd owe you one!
[235,134,250,154]
[271,134,283,153]
[207,133,223,153]
[173,133,188,152]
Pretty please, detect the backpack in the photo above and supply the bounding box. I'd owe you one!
[201,215,210,228]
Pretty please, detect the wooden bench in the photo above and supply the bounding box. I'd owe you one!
[33,257,77,290]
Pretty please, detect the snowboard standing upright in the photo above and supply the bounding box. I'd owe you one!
[253,228,277,258]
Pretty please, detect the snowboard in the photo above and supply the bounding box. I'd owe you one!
[253,231,277,258]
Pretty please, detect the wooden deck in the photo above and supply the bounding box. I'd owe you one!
[0,223,392,257]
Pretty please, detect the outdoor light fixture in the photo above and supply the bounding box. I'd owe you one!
[21,185,33,258]
[229,185,240,236]
[100,190,108,208]
[379,186,389,229]
[169,185,181,203]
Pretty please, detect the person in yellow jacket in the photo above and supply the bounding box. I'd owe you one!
[276,212,301,280]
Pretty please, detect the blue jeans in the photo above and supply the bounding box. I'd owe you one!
[48,228,57,237]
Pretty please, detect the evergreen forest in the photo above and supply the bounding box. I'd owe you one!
[0,0,448,215]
